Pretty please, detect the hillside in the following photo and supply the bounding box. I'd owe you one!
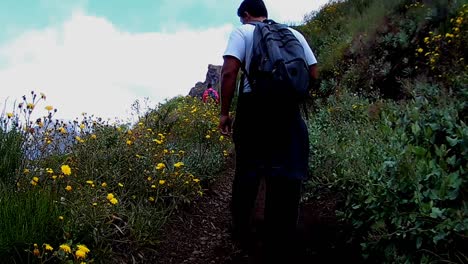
[158,0,467,263]
[0,0,465,263]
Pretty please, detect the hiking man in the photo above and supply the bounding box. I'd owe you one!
[219,0,318,262]
[202,84,220,103]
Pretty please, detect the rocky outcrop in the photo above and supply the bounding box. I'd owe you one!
[188,64,222,98]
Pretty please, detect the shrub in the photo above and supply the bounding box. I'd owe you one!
[306,80,467,263]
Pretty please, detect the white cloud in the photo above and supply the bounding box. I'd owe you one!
[0,10,233,122]
[265,0,330,24]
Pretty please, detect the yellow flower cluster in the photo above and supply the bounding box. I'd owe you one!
[33,242,90,261]
[107,193,118,205]
[416,5,467,71]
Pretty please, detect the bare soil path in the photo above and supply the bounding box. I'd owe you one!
[152,157,362,264]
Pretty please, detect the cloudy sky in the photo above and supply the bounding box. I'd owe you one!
[0,0,329,122]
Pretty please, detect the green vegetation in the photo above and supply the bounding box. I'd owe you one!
[0,93,230,263]
[300,0,467,262]
[0,0,466,263]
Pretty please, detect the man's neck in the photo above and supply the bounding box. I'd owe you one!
[247,17,267,23]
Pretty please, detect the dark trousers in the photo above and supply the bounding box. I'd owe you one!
[231,166,302,263]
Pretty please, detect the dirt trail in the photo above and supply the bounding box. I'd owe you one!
[152,157,362,264]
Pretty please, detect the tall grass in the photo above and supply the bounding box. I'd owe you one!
[0,185,62,262]
[345,0,405,37]
[0,128,23,187]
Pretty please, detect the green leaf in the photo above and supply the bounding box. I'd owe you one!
[430,207,444,219]
[412,146,427,157]
[416,237,423,249]
[411,123,421,135]
[446,155,457,166]
[446,136,459,147]
[433,230,447,244]
[447,172,462,189]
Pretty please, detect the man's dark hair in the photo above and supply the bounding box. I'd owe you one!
[237,0,268,18]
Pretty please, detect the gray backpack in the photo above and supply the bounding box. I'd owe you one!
[243,19,310,104]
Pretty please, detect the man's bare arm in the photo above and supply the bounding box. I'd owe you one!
[220,56,241,116]
[309,63,318,80]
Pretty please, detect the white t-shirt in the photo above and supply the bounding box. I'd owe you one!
[223,23,317,93]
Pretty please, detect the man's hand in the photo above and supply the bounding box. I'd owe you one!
[219,115,233,136]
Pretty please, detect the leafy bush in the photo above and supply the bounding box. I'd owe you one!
[306,80,467,263]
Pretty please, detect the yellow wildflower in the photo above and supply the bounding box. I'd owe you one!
[153,139,163,144]
[44,244,53,251]
[33,177,39,182]
[59,127,67,134]
[45,105,53,111]
[174,162,184,168]
[205,134,211,139]
[46,168,53,174]
[417,48,423,53]
[193,178,200,183]
[65,185,72,191]
[151,185,156,188]
[80,124,85,129]
[75,250,87,259]
[149,196,155,202]
[101,182,107,187]
[61,165,72,175]
[76,245,90,254]
[31,180,37,186]
[27,103,35,110]
[219,135,224,141]
[156,163,166,170]
[24,168,30,174]
[107,193,114,200]
[6,112,13,118]
[86,180,93,185]
[52,175,57,180]
[118,183,124,187]
[91,134,97,139]
[58,216,64,221]
[59,244,71,253]
[159,180,166,185]
[126,140,132,145]
[110,198,118,205]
